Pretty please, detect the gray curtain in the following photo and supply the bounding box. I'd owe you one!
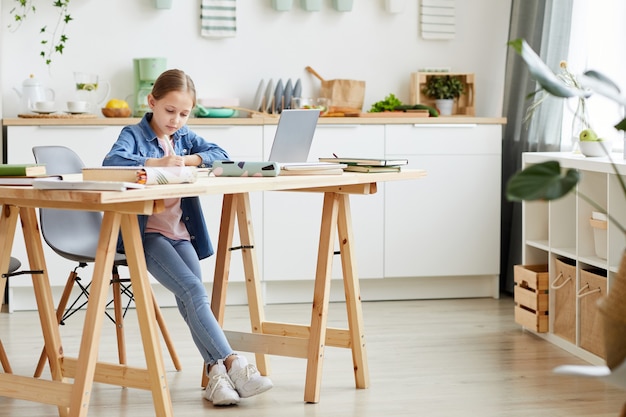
[500,0,574,293]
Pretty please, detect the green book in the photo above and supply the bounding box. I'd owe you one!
[319,157,408,167]
[0,164,46,177]
[343,165,401,173]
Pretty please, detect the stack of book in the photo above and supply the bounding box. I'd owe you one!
[318,157,408,173]
[0,164,49,185]
[82,166,198,185]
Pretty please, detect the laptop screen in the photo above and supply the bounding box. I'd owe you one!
[268,109,321,163]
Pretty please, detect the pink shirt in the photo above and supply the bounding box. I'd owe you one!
[145,136,191,241]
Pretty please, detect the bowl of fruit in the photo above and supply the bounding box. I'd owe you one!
[290,97,330,116]
[101,99,132,118]
[578,128,613,157]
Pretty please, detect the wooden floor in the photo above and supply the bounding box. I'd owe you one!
[0,295,624,416]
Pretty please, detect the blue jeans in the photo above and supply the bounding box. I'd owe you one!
[143,233,233,365]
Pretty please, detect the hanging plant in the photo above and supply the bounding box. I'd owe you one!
[8,0,73,67]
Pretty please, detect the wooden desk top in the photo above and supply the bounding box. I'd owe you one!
[0,170,426,213]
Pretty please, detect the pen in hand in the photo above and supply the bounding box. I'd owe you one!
[164,135,176,156]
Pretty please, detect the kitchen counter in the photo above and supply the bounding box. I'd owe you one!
[3,116,506,126]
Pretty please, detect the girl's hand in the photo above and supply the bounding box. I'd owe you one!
[146,155,185,167]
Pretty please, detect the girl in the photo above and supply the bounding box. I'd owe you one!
[103,69,272,406]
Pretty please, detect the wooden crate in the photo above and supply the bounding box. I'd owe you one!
[579,268,607,358]
[513,264,549,332]
[409,72,475,116]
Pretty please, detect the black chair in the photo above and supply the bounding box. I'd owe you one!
[32,146,181,377]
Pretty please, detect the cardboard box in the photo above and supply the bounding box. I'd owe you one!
[590,212,608,259]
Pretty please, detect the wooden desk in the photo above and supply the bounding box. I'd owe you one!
[0,170,425,416]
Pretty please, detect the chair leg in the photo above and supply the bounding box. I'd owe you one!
[152,291,182,371]
[112,276,127,365]
[0,340,12,373]
[111,266,127,365]
[112,271,180,370]
[34,269,80,378]
[35,266,181,375]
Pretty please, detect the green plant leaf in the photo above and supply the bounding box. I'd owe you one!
[508,39,590,99]
[506,161,580,201]
[615,117,626,131]
[369,94,403,112]
[580,71,626,107]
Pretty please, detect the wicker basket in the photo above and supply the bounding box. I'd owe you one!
[579,268,607,358]
[552,257,576,343]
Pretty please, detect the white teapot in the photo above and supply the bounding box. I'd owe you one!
[14,74,56,114]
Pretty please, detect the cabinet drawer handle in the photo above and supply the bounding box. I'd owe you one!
[412,124,477,128]
[38,126,107,130]
[316,125,358,128]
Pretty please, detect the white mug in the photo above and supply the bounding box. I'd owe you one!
[67,100,90,113]
[31,100,56,113]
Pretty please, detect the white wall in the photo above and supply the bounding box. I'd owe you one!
[1,0,512,117]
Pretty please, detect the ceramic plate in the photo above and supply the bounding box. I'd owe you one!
[274,79,284,113]
[65,110,89,115]
[253,79,266,112]
[265,79,275,113]
[283,79,293,110]
[32,110,57,115]
[293,78,302,101]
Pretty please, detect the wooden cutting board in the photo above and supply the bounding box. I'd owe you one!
[18,113,98,119]
[360,110,430,117]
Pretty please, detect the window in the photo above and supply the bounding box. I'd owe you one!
[561,0,626,151]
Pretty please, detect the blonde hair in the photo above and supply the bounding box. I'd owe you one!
[151,69,197,107]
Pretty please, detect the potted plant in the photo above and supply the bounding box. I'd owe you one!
[422,75,465,115]
[506,38,626,371]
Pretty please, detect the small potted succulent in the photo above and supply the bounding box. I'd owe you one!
[422,75,465,116]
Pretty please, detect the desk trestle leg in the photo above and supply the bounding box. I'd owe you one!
[206,192,370,404]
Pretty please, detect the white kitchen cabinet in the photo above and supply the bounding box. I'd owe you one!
[384,124,502,282]
[190,125,264,285]
[4,123,264,309]
[3,117,505,309]
[262,123,386,281]
[520,152,626,364]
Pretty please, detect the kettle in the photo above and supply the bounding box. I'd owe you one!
[14,74,56,114]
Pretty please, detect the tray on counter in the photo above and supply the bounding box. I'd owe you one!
[18,113,98,119]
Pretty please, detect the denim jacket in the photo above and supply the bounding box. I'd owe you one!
[103,113,230,260]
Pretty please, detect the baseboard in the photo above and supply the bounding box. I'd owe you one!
[7,274,499,312]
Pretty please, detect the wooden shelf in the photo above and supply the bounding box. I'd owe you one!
[409,72,475,116]
[519,152,626,363]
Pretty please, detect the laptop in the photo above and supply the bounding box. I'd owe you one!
[212,109,345,176]
[268,108,320,164]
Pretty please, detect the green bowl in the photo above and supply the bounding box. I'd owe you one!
[195,105,237,118]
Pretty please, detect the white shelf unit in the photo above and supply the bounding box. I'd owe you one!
[521,152,626,364]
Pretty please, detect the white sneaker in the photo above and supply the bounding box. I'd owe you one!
[227,355,273,398]
[204,361,240,406]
